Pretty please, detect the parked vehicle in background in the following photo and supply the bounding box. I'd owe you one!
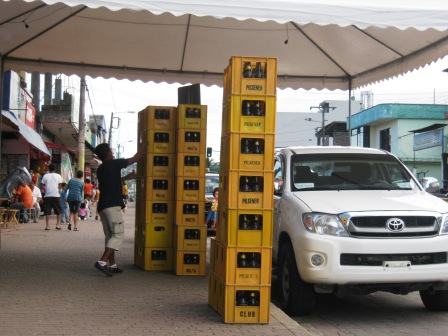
[273,146,448,316]
[205,173,219,230]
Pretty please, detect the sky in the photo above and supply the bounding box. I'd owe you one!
[77,56,448,159]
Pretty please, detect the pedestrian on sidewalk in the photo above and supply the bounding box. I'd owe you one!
[93,142,145,276]
[40,163,62,230]
[29,180,42,223]
[60,182,70,226]
[66,170,84,231]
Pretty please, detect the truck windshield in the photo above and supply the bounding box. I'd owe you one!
[290,153,417,191]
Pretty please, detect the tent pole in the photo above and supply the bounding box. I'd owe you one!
[348,78,352,146]
[0,56,4,170]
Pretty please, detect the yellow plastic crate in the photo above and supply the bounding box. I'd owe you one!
[139,177,175,201]
[139,105,177,131]
[148,106,177,130]
[134,247,173,271]
[174,225,207,251]
[141,153,176,177]
[145,130,176,153]
[209,237,217,274]
[176,129,207,154]
[174,251,206,276]
[142,223,174,248]
[140,201,175,224]
[174,201,205,226]
[223,56,277,100]
[220,171,274,209]
[220,133,275,172]
[222,95,276,135]
[175,153,206,177]
[216,207,273,247]
[215,244,272,286]
[177,104,207,129]
[208,271,220,312]
[175,177,205,202]
[219,282,271,324]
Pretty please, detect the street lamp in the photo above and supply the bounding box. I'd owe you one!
[108,111,135,145]
[117,140,133,158]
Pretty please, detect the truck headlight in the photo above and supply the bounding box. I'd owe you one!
[440,215,448,235]
[302,213,349,237]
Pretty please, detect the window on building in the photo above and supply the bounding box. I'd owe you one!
[380,128,391,152]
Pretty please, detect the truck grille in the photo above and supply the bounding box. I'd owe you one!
[345,214,440,238]
[341,252,447,266]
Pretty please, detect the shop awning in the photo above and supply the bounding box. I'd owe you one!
[43,141,76,153]
[1,110,52,157]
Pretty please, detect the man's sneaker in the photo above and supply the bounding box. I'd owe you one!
[94,262,112,276]
[109,266,123,274]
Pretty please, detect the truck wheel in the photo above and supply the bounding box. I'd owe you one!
[420,289,448,311]
[278,242,316,316]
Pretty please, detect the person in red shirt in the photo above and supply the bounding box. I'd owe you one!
[10,183,35,223]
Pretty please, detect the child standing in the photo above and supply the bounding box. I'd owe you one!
[60,182,70,226]
[78,200,88,220]
[205,187,218,230]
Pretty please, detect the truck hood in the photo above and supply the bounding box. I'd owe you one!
[294,190,448,214]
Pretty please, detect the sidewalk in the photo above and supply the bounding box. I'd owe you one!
[0,203,311,336]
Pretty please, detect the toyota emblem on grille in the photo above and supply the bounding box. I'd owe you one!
[386,218,405,232]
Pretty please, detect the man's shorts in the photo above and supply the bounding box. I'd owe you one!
[99,206,124,251]
[43,197,62,215]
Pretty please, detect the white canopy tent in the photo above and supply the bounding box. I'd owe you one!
[1,0,448,91]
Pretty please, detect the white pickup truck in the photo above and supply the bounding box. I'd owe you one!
[273,146,448,316]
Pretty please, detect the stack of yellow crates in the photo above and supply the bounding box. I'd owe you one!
[134,106,177,271]
[209,56,277,323]
[174,104,208,275]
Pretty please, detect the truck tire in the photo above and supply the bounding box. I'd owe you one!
[420,289,448,311]
[278,242,316,316]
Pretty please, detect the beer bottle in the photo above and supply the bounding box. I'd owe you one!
[153,203,160,213]
[253,140,263,154]
[242,100,251,116]
[252,214,262,230]
[241,176,251,192]
[252,101,262,116]
[185,180,191,190]
[184,204,190,214]
[252,177,262,192]
[236,291,248,306]
[243,62,252,78]
[239,215,250,230]
[248,252,260,268]
[241,138,251,154]
[191,205,197,214]
[186,107,192,118]
[238,252,248,268]
[253,62,264,78]
[248,291,259,306]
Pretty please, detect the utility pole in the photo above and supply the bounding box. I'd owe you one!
[310,101,335,146]
[78,76,86,174]
[108,112,114,145]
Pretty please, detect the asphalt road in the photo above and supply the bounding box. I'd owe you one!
[271,280,448,336]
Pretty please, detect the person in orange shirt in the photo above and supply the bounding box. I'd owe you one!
[10,183,35,223]
[84,178,93,218]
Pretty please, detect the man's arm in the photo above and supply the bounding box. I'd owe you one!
[127,140,148,165]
